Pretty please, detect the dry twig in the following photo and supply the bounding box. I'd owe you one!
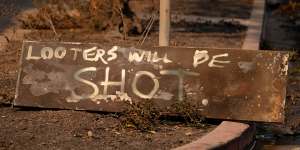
[137,13,156,45]
[44,14,59,40]
[117,7,127,40]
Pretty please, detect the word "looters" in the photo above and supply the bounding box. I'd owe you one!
[25,46,231,68]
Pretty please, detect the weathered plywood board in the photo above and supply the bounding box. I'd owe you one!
[15,41,289,122]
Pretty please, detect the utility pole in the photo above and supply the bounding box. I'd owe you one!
[159,0,170,46]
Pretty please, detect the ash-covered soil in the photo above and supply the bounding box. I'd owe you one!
[0,105,217,150]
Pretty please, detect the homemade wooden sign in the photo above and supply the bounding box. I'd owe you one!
[15,41,289,122]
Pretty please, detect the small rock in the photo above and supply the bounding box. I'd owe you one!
[149,131,156,134]
[73,133,82,137]
[202,99,209,106]
[67,9,81,18]
[87,131,93,137]
[185,132,192,136]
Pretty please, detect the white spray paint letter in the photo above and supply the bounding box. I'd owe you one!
[132,71,159,99]
[208,53,230,68]
[160,69,199,101]
[26,45,41,60]
[100,67,126,96]
[70,67,99,102]
[193,50,209,68]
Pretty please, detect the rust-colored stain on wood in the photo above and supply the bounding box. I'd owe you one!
[14,41,289,122]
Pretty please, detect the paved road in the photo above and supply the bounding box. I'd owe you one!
[262,5,300,50]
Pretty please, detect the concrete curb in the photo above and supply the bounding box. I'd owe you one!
[173,121,256,150]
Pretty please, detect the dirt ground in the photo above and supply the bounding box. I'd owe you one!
[130,0,253,19]
[4,0,300,149]
[0,105,217,150]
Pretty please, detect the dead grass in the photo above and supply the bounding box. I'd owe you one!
[121,100,160,131]
[19,0,142,35]
[120,100,206,131]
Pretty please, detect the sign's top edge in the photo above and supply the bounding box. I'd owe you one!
[155,46,292,54]
[23,40,95,45]
[22,40,292,54]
